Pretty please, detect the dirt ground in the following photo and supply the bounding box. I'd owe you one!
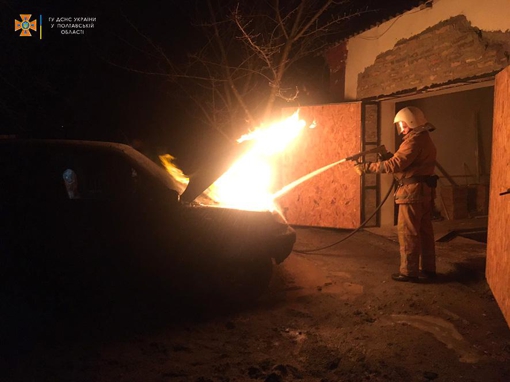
[3,223,510,382]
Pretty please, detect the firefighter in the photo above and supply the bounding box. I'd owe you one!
[353,106,437,282]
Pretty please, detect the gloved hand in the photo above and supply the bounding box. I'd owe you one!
[353,162,372,175]
[378,151,394,161]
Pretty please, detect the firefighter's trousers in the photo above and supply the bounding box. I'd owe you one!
[397,200,436,277]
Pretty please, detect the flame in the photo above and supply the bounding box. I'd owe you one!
[161,111,309,211]
[159,154,188,195]
[207,111,307,211]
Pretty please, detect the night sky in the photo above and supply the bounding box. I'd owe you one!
[2,0,423,170]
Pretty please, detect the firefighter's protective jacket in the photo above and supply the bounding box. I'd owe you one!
[367,130,437,204]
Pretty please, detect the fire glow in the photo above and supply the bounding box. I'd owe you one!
[208,111,307,211]
[162,111,309,211]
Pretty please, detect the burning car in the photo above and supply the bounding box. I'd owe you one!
[0,139,296,305]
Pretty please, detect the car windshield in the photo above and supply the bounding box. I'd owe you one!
[120,145,185,196]
[0,140,188,203]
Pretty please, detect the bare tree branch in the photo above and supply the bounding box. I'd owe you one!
[98,0,363,138]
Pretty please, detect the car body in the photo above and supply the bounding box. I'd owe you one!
[0,139,295,304]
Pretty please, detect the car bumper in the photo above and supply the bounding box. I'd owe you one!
[179,205,296,263]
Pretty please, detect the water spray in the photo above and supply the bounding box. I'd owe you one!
[272,145,388,200]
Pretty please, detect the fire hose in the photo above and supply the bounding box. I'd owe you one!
[292,180,395,254]
[271,145,395,254]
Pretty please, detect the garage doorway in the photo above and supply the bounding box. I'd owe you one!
[379,83,494,228]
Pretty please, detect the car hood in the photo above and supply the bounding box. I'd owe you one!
[180,140,252,203]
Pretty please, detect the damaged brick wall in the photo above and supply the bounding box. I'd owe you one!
[357,15,510,99]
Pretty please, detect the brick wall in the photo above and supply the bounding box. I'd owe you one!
[357,15,510,99]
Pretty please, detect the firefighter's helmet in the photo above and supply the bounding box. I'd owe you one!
[394,106,435,135]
